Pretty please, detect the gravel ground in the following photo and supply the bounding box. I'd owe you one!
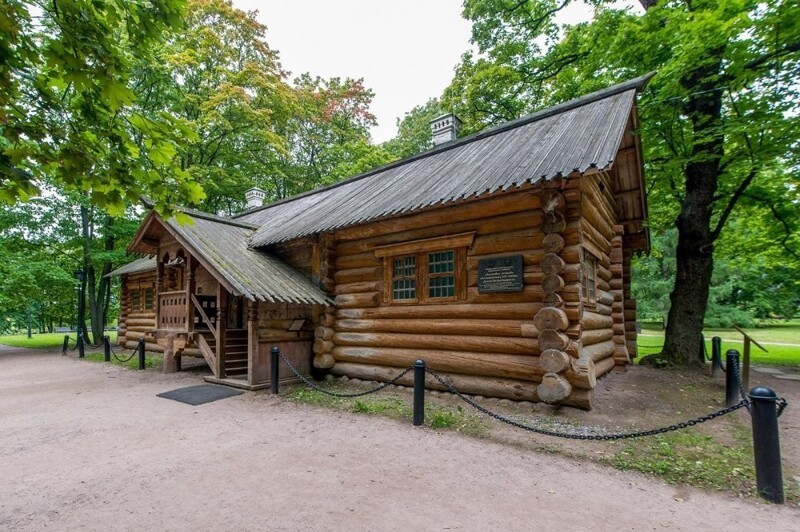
[1,345,798,531]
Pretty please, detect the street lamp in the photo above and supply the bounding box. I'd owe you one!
[74,269,84,357]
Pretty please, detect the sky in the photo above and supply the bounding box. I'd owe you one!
[233,0,470,143]
[232,1,638,144]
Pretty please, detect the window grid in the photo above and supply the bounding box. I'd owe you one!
[428,250,455,298]
[392,256,417,300]
[583,254,597,303]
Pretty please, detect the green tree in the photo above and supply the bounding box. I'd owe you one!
[383,98,445,158]
[1,0,204,215]
[136,0,295,214]
[444,0,800,365]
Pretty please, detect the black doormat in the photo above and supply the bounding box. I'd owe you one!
[157,384,243,406]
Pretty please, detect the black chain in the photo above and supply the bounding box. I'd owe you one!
[777,398,788,418]
[730,358,752,412]
[425,366,749,441]
[110,345,138,363]
[277,350,413,398]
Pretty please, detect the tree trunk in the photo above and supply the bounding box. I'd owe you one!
[661,53,725,367]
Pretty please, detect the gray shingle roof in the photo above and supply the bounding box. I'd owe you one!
[106,257,156,277]
[163,214,332,305]
[238,74,651,248]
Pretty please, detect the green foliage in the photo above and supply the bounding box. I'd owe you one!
[430,0,800,357]
[1,0,205,215]
[382,98,445,158]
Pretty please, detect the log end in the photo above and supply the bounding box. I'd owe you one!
[537,372,572,403]
[313,353,336,369]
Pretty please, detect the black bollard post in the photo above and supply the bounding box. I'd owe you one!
[725,349,740,407]
[413,360,426,426]
[103,336,111,362]
[77,332,85,359]
[62,335,69,356]
[711,336,723,378]
[270,346,280,395]
[138,338,145,370]
[749,386,784,504]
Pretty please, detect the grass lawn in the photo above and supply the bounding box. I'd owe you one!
[637,326,800,366]
[0,331,118,350]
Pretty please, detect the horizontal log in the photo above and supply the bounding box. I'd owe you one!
[123,340,163,352]
[334,281,383,296]
[594,303,613,316]
[537,373,572,403]
[124,330,156,342]
[127,312,156,319]
[595,355,617,378]
[329,362,593,409]
[472,229,544,256]
[125,318,156,327]
[466,285,547,305]
[581,329,614,347]
[335,292,381,309]
[582,311,614,330]
[596,290,614,307]
[334,266,382,284]
[335,252,380,270]
[330,347,593,390]
[313,353,336,369]
[337,303,540,320]
[332,332,539,356]
[336,190,542,241]
[334,318,529,337]
[335,210,543,256]
[583,340,615,362]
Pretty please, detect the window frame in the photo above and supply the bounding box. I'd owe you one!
[375,233,474,305]
[581,250,598,306]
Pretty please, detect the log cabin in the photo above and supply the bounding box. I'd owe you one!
[110,75,651,409]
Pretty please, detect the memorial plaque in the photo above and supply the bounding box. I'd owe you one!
[478,255,524,293]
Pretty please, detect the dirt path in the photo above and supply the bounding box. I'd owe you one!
[1,346,797,531]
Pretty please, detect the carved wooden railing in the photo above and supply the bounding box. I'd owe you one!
[191,294,217,341]
[158,290,188,331]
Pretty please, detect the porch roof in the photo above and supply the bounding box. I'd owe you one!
[106,257,156,277]
[130,210,332,305]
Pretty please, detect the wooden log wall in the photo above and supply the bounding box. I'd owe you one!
[316,183,597,407]
[118,270,158,350]
[579,172,626,377]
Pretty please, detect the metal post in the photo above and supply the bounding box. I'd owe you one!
[413,360,426,426]
[103,336,111,362]
[725,349,740,407]
[270,346,280,395]
[749,386,784,504]
[698,333,706,364]
[62,335,69,356]
[138,338,145,370]
[77,331,85,359]
[711,336,723,378]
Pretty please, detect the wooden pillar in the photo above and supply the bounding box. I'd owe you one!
[246,301,259,385]
[163,332,181,373]
[155,260,163,327]
[185,255,195,332]
[216,285,228,379]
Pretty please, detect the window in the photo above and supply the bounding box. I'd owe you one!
[375,232,474,305]
[392,256,417,300]
[582,253,597,303]
[130,286,154,313]
[427,250,455,299]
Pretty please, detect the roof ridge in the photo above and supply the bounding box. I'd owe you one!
[178,207,259,229]
[232,73,654,220]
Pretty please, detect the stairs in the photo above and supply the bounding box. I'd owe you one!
[223,330,248,377]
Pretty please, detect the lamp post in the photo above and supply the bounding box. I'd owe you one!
[74,269,84,357]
